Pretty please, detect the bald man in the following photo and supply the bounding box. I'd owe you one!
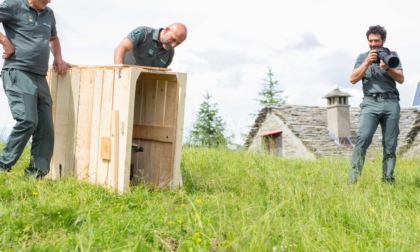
[114,22,188,68]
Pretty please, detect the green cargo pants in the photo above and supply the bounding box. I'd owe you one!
[0,69,54,175]
[349,96,400,183]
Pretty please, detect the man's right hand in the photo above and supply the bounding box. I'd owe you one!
[366,49,378,64]
[1,38,15,59]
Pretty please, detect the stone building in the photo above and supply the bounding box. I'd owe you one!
[245,88,420,159]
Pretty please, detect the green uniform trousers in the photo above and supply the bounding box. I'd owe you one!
[0,69,54,175]
[349,96,400,183]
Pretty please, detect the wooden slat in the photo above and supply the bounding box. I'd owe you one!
[51,72,72,178]
[138,74,177,82]
[74,68,95,179]
[143,79,157,125]
[100,137,111,160]
[108,110,119,189]
[164,80,177,126]
[150,142,162,186]
[155,80,167,125]
[158,143,173,187]
[139,140,152,183]
[132,125,174,143]
[96,70,115,185]
[47,69,58,179]
[88,70,104,183]
[63,69,81,177]
[114,67,141,193]
[172,72,188,187]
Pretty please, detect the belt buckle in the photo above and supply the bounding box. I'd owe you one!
[379,93,389,99]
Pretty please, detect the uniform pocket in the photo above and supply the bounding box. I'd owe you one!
[5,88,25,119]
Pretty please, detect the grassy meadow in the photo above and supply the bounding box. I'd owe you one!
[0,146,419,251]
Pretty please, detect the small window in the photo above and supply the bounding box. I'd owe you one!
[261,130,283,156]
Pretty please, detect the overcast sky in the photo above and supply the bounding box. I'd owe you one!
[1,0,419,145]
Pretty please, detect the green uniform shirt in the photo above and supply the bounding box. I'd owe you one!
[0,0,57,75]
[124,26,174,68]
[354,51,403,95]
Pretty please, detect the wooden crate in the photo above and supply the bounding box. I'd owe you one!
[46,65,187,193]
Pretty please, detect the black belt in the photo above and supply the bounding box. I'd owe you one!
[365,92,398,99]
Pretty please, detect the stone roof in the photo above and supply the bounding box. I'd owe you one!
[245,104,420,158]
[323,88,351,98]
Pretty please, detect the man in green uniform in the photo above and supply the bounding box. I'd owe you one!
[114,22,188,68]
[349,25,404,183]
[0,0,69,178]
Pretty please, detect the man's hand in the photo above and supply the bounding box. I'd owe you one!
[53,58,71,76]
[365,49,378,65]
[1,38,15,59]
[379,60,389,71]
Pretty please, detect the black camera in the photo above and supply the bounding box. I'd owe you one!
[374,47,400,68]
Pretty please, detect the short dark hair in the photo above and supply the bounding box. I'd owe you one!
[366,25,387,40]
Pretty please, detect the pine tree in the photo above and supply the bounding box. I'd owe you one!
[187,92,231,148]
[257,67,287,107]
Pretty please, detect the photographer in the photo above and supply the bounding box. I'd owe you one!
[348,25,404,183]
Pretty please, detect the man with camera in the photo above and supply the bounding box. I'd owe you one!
[348,25,404,183]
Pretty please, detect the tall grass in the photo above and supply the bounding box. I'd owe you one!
[0,146,419,251]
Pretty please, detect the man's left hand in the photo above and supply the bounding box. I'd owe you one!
[53,58,71,75]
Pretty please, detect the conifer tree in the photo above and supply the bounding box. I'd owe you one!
[257,67,287,107]
[187,92,231,148]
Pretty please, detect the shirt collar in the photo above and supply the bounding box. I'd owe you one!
[153,28,163,42]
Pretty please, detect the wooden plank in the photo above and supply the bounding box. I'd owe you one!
[164,79,177,126]
[172,72,188,187]
[74,68,95,179]
[155,79,167,125]
[114,67,141,193]
[100,137,111,160]
[47,68,58,179]
[51,71,72,179]
[47,68,59,124]
[132,125,174,143]
[149,142,163,186]
[130,139,142,185]
[62,69,81,177]
[142,79,157,125]
[88,69,104,183]
[138,140,151,184]
[159,143,173,187]
[108,110,119,189]
[133,79,143,125]
[96,70,115,185]
[138,74,177,82]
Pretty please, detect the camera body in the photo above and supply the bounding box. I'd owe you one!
[374,47,400,68]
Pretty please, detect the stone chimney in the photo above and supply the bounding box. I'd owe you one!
[323,87,351,141]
